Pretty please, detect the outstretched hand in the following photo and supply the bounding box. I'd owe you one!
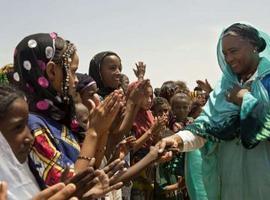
[81,159,125,199]
[155,134,182,163]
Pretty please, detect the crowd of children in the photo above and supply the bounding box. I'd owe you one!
[2,22,270,200]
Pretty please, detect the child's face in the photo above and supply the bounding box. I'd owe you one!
[141,87,153,110]
[100,55,122,89]
[80,83,100,111]
[196,92,207,106]
[172,97,191,121]
[76,104,90,131]
[152,104,170,118]
[0,98,33,163]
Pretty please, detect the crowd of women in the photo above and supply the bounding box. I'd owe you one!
[1,22,270,200]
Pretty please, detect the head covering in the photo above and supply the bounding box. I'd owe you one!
[89,51,121,98]
[76,72,96,93]
[185,23,270,148]
[127,81,154,147]
[0,131,40,199]
[13,33,79,131]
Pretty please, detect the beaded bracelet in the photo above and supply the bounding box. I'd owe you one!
[77,155,92,162]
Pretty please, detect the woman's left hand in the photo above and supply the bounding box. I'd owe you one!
[226,85,249,106]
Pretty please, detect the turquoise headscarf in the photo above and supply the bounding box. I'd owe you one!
[185,23,270,148]
[184,23,270,200]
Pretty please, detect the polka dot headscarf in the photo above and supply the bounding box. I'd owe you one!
[13,33,79,131]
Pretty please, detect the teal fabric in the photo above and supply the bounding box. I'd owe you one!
[185,29,270,147]
[185,150,208,200]
[184,25,270,200]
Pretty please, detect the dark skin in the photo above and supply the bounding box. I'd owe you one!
[0,97,121,199]
[0,98,33,163]
[222,33,260,106]
[100,55,122,89]
[156,31,262,161]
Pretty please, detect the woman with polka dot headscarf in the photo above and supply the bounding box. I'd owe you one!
[13,33,122,187]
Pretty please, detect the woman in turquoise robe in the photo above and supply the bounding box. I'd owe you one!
[159,23,270,200]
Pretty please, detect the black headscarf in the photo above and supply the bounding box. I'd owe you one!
[88,51,121,98]
[13,33,79,131]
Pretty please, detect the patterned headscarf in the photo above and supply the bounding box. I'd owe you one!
[89,51,121,98]
[13,33,79,131]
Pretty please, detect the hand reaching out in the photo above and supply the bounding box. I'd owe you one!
[81,159,125,199]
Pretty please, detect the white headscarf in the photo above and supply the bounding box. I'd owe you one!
[0,131,40,200]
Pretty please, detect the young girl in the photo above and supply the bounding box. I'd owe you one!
[170,92,207,200]
[0,85,85,200]
[151,96,185,200]
[0,85,127,200]
[126,81,167,200]
[13,33,122,187]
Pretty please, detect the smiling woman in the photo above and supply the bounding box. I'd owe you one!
[157,23,270,200]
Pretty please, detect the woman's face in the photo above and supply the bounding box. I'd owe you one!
[141,86,153,110]
[100,55,122,89]
[0,98,33,163]
[222,34,257,77]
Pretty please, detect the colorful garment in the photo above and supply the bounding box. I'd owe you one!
[184,24,270,199]
[28,113,80,186]
[13,33,81,186]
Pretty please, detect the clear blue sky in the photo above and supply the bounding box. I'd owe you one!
[1,0,270,89]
